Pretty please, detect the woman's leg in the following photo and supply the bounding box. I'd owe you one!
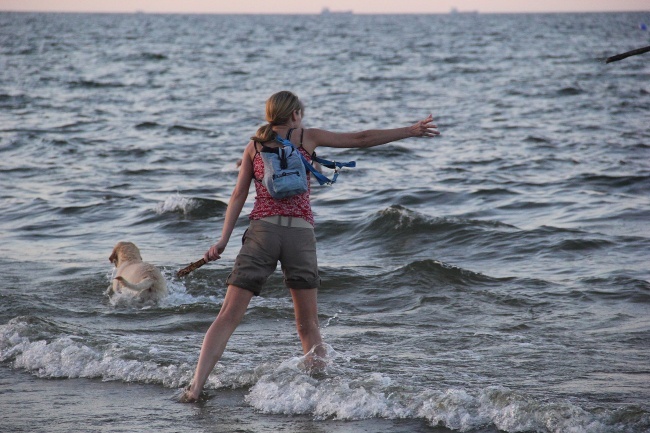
[182,285,254,402]
[290,288,326,369]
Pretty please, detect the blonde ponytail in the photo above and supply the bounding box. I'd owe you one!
[251,123,277,143]
[251,91,304,143]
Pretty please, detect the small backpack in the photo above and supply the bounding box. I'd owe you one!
[259,142,308,199]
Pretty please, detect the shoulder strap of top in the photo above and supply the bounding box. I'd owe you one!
[287,128,306,151]
[252,141,262,183]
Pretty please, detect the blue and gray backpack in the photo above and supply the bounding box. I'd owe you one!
[257,129,356,200]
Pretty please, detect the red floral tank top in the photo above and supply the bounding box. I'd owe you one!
[249,146,315,226]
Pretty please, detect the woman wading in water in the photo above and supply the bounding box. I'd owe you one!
[182,90,439,402]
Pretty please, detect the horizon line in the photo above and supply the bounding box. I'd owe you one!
[2,9,649,15]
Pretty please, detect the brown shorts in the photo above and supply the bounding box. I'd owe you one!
[226,219,320,295]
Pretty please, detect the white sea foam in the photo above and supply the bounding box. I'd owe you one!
[160,269,222,307]
[0,317,195,388]
[154,193,197,215]
[0,317,633,433]
[244,349,618,433]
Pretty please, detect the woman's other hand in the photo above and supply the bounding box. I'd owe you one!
[204,240,226,262]
[409,114,439,137]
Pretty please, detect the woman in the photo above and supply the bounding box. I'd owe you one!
[181,90,439,402]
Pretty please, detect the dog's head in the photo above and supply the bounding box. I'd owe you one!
[109,241,142,267]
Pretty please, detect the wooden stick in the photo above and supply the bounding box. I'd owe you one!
[606,45,650,63]
[177,258,207,278]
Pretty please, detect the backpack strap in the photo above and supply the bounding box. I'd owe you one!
[310,154,356,185]
[275,135,356,186]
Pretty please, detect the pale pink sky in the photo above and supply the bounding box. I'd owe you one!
[1,0,649,14]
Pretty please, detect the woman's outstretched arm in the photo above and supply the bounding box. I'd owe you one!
[304,114,439,153]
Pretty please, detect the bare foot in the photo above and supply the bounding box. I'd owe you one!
[301,344,329,376]
[178,386,199,403]
[304,352,324,369]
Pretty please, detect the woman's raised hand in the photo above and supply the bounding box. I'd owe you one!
[410,114,440,137]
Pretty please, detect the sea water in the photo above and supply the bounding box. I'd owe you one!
[1,11,649,433]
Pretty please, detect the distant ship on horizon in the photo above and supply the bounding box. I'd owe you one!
[450,7,479,14]
[321,7,353,15]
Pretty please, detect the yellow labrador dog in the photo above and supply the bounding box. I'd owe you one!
[108,241,168,302]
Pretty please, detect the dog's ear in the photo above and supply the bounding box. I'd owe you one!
[109,247,118,265]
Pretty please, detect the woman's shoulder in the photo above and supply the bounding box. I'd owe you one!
[245,140,261,151]
[300,128,322,153]
[243,140,260,161]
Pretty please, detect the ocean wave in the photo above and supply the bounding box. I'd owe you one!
[0,93,31,109]
[99,145,151,159]
[549,237,614,252]
[2,315,647,432]
[245,356,647,432]
[154,193,198,215]
[319,257,501,294]
[134,121,160,129]
[152,193,227,219]
[167,124,215,135]
[55,202,106,216]
[556,86,584,96]
[568,173,650,194]
[382,259,502,288]
[469,187,519,197]
[138,52,167,61]
[118,167,160,176]
[325,205,518,253]
[576,274,650,303]
[0,313,259,391]
[358,205,515,236]
[523,135,552,144]
[67,79,125,89]
[0,316,194,387]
